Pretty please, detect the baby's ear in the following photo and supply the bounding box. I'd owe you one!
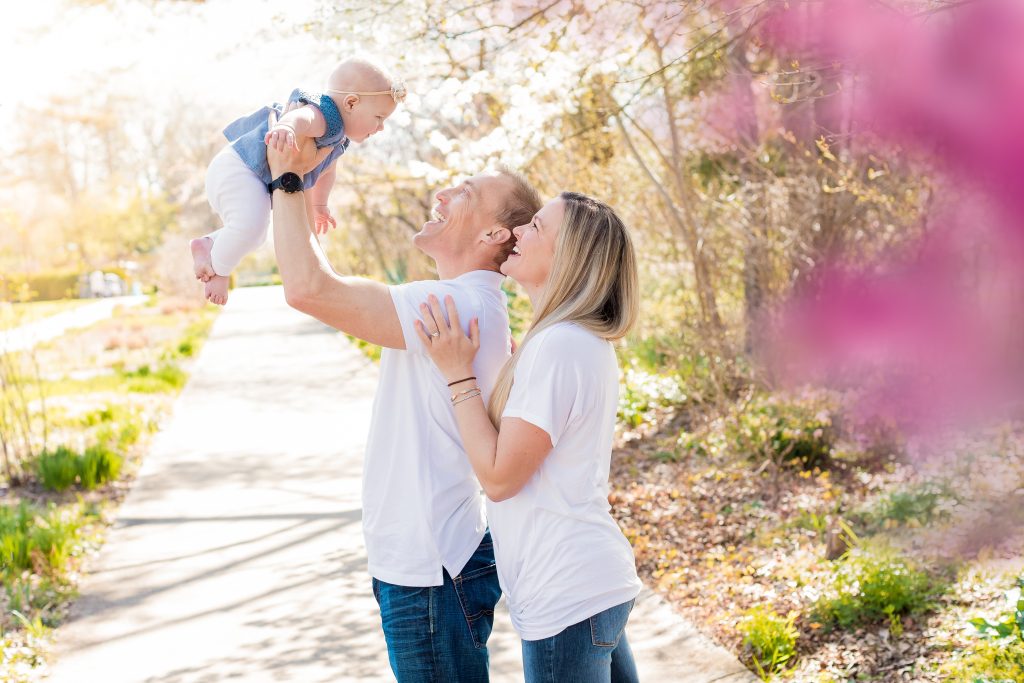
[343,94,360,111]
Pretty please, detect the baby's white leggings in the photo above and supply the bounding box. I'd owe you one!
[204,146,272,276]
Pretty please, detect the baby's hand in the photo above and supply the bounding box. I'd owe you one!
[265,124,298,152]
[312,204,336,234]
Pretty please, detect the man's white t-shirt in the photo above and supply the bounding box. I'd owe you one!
[362,270,511,587]
[489,322,642,640]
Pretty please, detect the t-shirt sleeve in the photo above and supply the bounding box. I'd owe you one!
[388,281,479,356]
[502,329,593,447]
[288,88,345,147]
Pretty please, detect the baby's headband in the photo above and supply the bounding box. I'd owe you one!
[327,83,407,104]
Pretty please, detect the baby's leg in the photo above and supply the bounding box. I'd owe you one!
[198,147,272,305]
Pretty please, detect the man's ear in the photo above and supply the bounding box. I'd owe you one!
[483,226,512,245]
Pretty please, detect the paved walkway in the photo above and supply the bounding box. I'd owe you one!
[1,295,148,353]
[48,286,754,683]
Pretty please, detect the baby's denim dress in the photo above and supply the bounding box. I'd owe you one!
[223,88,350,190]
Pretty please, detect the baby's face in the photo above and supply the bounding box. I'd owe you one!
[340,94,397,143]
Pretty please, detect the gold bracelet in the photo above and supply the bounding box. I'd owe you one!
[450,386,480,402]
[453,390,481,406]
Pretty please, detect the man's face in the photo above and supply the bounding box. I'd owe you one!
[413,173,511,257]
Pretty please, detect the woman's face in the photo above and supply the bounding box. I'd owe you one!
[501,197,564,291]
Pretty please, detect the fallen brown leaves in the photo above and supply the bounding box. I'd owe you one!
[608,412,1024,682]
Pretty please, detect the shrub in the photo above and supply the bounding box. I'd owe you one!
[0,502,83,579]
[728,393,835,469]
[815,549,937,633]
[78,445,122,491]
[34,443,123,492]
[738,605,798,678]
[857,482,957,532]
[28,505,81,571]
[617,367,687,428]
[0,271,79,302]
[35,447,79,492]
[945,577,1024,682]
[121,362,187,393]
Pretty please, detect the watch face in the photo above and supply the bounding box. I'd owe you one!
[282,172,303,192]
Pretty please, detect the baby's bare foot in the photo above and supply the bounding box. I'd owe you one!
[190,237,216,282]
[205,275,230,306]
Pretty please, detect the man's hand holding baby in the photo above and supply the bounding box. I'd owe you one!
[266,110,318,177]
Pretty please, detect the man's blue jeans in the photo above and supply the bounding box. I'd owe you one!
[520,599,638,683]
[372,532,501,682]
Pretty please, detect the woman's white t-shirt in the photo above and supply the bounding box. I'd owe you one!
[489,322,641,641]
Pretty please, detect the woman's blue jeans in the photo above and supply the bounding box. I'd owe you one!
[520,599,638,683]
[372,532,501,682]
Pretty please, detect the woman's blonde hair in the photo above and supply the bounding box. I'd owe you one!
[487,191,640,427]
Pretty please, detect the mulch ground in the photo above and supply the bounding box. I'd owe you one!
[608,409,1024,681]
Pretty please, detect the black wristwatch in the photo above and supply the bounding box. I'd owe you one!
[268,172,303,194]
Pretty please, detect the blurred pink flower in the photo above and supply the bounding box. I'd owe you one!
[757,0,1024,438]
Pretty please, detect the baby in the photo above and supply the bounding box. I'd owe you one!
[190,57,405,305]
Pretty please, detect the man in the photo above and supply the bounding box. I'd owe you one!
[266,134,542,681]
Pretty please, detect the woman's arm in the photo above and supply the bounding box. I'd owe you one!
[415,295,553,501]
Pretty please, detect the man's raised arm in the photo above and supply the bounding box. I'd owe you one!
[266,132,405,349]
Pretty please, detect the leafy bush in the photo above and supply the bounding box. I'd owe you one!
[0,271,79,302]
[815,549,937,633]
[34,447,79,492]
[945,577,1024,682]
[617,367,687,428]
[738,605,798,678]
[856,482,957,532]
[727,393,835,469]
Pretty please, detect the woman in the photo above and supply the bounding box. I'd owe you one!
[414,191,642,682]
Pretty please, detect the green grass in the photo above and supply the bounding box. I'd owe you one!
[945,638,1024,682]
[856,482,956,531]
[738,605,798,678]
[40,361,187,397]
[34,442,125,493]
[815,548,939,633]
[78,445,122,490]
[944,577,1024,682]
[121,363,187,393]
[34,447,79,492]
[0,502,87,580]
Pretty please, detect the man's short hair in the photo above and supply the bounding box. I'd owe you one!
[492,167,543,268]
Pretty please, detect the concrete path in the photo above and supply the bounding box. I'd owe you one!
[48,286,754,683]
[1,295,148,353]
